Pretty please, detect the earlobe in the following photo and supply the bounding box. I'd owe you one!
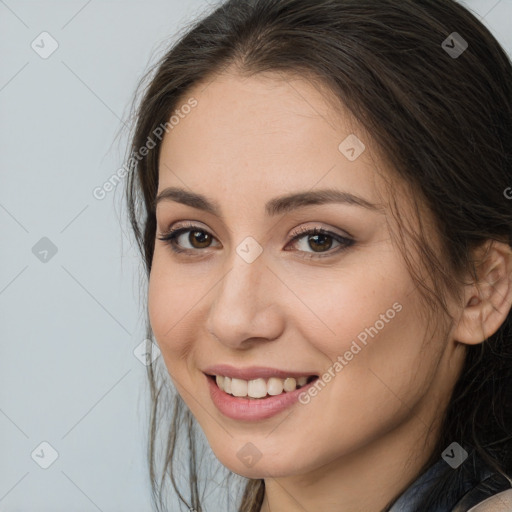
[452,240,512,346]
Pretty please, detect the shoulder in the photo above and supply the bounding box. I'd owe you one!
[466,488,512,511]
[452,470,512,512]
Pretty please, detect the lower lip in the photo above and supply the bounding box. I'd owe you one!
[205,374,317,421]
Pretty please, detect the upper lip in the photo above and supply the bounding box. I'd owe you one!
[203,364,318,381]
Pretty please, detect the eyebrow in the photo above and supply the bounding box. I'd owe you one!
[154,186,382,217]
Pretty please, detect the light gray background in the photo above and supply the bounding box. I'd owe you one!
[0,1,510,511]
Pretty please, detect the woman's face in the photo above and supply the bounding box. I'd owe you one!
[148,70,464,480]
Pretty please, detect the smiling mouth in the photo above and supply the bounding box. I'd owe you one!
[206,374,318,399]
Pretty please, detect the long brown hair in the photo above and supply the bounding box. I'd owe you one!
[124,1,512,510]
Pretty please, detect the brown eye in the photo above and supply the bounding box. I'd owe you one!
[157,224,354,259]
[188,230,212,249]
[306,233,333,252]
[288,227,354,259]
[157,225,220,253]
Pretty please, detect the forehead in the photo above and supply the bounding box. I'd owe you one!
[158,70,388,210]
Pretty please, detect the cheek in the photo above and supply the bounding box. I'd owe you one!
[147,253,197,373]
[284,258,436,433]
[287,250,414,367]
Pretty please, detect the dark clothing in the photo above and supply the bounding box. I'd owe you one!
[389,445,512,511]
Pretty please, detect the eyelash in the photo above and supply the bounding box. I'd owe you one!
[156,222,355,260]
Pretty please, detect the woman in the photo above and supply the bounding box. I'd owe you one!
[124,0,512,510]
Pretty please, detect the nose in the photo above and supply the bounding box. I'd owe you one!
[205,251,285,350]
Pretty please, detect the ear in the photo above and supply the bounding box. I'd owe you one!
[453,239,512,345]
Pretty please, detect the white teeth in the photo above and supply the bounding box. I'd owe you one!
[213,374,313,398]
[231,378,248,397]
[283,377,296,392]
[248,378,267,398]
[267,377,284,395]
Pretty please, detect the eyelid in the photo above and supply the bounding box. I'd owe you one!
[157,221,355,258]
[289,222,353,240]
[158,220,352,242]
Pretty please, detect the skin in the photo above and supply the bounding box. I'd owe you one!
[147,69,512,512]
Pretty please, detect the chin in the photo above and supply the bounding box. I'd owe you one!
[207,437,309,479]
